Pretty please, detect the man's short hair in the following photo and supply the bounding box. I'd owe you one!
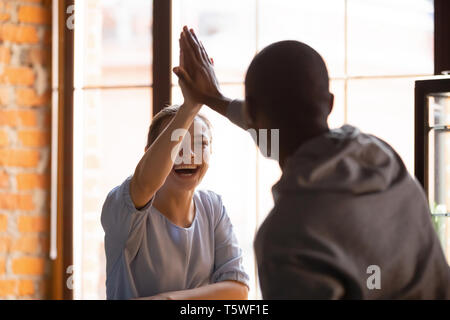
[245,40,331,127]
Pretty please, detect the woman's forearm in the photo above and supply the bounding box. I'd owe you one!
[130,103,201,208]
[137,281,248,300]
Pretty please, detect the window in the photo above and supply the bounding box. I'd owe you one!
[71,0,434,299]
[73,0,152,299]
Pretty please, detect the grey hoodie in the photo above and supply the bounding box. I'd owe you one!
[252,125,450,299]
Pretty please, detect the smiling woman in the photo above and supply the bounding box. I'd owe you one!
[101,99,249,299]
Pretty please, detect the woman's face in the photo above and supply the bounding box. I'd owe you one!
[164,117,212,192]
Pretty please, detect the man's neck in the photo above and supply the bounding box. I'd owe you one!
[278,125,330,171]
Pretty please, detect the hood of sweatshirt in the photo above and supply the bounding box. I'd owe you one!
[273,125,406,199]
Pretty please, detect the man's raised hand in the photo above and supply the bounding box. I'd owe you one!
[173,26,231,113]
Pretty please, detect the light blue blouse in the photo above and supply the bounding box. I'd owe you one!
[101,176,249,300]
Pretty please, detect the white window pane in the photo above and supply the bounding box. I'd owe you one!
[347,0,434,76]
[258,0,346,78]
[329,80,346,129]
[172,0,257,83]
[77,0,152,87]
[73,88,152,299]
[347,78,415,173]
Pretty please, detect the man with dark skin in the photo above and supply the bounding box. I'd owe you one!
[173,26,450,299]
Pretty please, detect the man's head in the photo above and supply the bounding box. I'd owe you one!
[244,40,333,133]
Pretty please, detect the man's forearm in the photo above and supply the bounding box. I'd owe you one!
[205,96,249,131]
[203,94,233,117]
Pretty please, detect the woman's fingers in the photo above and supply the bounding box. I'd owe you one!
[173,66,193,86]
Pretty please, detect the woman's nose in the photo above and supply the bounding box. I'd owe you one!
[178,148,196,162]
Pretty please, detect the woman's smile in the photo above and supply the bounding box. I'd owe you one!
[172,164,201,179]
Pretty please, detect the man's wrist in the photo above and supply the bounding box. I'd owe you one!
[204,93,232,114]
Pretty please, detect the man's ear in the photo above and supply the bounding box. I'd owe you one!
[329,93,334,115]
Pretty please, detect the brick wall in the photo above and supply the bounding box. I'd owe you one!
[0,0,51,299]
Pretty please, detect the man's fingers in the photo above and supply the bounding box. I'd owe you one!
[179,38,184,68]
[188,28,213,67]
[181,32,199,71]
[197,41,210,64]
[199,41,212,65]
[190,29,209,64]
[183,26,202,61]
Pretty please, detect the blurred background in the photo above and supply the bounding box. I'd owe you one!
[0,0,449,300]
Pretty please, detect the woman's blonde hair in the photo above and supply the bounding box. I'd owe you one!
[146,105,212,150]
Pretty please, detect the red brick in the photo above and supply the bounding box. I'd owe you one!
[17,215,48,232]
[0,130,9,147]
[0,46,10,64]
[16,88,50,107]
[0,214,7,232]
[42,110,51,127]
[0,66,35,85]
[12,236,40,253]
[11,257,45,275]
[0,194,35,211]
[0,12,11,23]
[0,149,40,167]
[0,1,11,22]
[0,110,39,127]
[4,24,39,43]
[16,173,48,191]
[18,279,35,296]
[0,87,10,106]
[18,6,51,25]
[39,236,49,254]
[18,130,50,147]
[0,24,39,44]
[0,236,12,252]
[0,171,9,189]
[0,280,17,296]
[43,28,51,45]
[0,258,5,274]
[27,48,50,66]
